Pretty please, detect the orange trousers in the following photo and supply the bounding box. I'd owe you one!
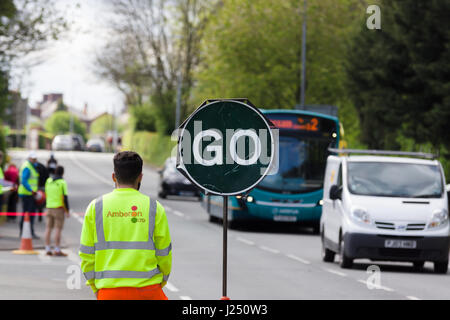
[97,284,168,300]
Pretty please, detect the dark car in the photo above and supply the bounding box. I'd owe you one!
[86,138,105,152]
[157,157,201,199]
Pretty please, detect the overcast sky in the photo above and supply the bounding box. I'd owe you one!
[11,0,124,116]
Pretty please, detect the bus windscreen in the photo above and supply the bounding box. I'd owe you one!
[257,113,338,194]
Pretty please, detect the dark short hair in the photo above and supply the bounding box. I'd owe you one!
[55,166,64,176]
[113,151,143,185]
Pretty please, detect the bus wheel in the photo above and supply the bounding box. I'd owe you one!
[209,215,220,223]
[227,219,239,229]
[312,223,320,234]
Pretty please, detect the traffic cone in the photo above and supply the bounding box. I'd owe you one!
[12,213,38,255]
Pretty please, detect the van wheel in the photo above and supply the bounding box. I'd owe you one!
[339,237,353,269]
[434,261,448,274]
[321,233,335,263]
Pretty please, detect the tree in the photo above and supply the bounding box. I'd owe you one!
[0,0,68,155]
[0,0,68,66]
[56,100,68,112]
[44,111,87,140]
[90,114,116,135]
[346,0,450,152]
[129,104,157,132]
[94,0,219,134]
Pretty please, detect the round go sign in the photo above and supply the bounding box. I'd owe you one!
[177,99,275,196]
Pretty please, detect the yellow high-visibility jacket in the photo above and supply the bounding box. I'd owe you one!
[79,188,172,293]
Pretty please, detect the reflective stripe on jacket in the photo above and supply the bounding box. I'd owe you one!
[79,188,172,292]
[18,161,39,196]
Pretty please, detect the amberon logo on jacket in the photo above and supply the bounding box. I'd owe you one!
[106,205,145,223]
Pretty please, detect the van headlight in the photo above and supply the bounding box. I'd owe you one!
[428,209,448,229]
[351,207,372,225]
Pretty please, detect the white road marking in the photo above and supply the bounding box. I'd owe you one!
[38,251,52,263]
[71,212,84,225]
[165,282,179,292]
[357,280,395,292]
[259,246,280,254]
[180,296,192,300]
[322,268,347,277]
[236,237,255,246]
[406,296,421,300]
[173,210,184,217]
[69,152,112,186]
[286,254,311,265]
[66,249,81,264]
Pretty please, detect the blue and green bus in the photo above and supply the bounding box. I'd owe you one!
[202,107,341,232]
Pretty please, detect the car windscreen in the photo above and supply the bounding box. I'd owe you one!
[347,161,443,198]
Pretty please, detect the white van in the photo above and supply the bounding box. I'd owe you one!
[320,149,449,273]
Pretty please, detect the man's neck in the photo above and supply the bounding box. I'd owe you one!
[116,185,137,190]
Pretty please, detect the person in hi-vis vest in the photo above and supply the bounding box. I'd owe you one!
[18,151,40,239]
[79,151,172,300]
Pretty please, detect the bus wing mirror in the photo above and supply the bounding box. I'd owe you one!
[329,185,342,201]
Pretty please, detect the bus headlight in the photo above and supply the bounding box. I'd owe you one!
[428,209,448,229]
[351,207,371,225]
[246,196,254,203]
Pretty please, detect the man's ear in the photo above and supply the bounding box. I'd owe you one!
[112,172,117,183]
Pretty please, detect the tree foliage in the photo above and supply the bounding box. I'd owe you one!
[347,0,450,153]
[0,0,68,155]
[0,0,68,66]
[44,111,87,139]
[192,0,366,146]
[94,0,219,135]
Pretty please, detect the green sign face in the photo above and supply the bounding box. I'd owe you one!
[177,99,275,196]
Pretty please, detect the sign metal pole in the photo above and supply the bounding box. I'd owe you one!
[222,195,229,300]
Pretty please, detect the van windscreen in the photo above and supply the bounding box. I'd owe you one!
[347,162,443,198]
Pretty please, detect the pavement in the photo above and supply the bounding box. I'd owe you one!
[0,216,69,251]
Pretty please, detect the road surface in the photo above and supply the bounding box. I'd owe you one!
[0,150,449,300]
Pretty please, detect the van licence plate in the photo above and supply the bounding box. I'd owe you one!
[384,240,417,249]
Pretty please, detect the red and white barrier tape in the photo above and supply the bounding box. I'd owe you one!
[0,212,46,216]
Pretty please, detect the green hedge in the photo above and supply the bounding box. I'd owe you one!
[122,130,177,167]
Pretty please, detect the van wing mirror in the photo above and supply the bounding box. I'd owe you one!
[329,185,342,200]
